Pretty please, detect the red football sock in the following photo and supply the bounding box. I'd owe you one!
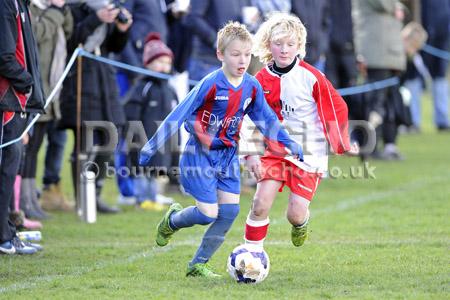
[245,216,269,246]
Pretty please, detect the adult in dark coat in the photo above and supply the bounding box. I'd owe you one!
[0,0,45,254]
[116,0,169,95]
[325,0,359,119]
[59,2,132,213]
[120,0,168,68]
[184,0,250,80]
[291,0,330,70]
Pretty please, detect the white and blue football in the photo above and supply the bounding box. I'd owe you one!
[227,244,270,284]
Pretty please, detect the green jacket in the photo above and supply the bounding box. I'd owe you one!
[30,4,73,122]
[352,0,406,71]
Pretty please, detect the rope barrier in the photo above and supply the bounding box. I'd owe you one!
[338,77,400,96]
[422,44,450,61]
[78,49,200,86]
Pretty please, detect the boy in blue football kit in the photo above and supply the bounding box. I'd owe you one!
[140,22,303,278]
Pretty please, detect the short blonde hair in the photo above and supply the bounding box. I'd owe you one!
[217,21,252,54]
[253,13,307,64]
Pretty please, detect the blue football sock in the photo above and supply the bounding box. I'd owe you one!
[169,206,216,230]
[190,204,240,266]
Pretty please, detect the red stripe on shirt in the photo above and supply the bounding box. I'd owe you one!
[301,61,350,154]
[256,69,283,121]
[256,69,288,156]
[15,12,28,111]
[231,87,257,143]
[218,87,242,147]
[194,84,216,147]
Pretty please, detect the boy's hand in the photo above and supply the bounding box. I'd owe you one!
[245,155,262,180]
[286,143,304,162]
[22,133,29,145]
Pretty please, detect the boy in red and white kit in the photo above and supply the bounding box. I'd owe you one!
[242,13,359,247]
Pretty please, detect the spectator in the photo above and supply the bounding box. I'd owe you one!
[166,0,192,74]
[291,0,331,71]
[352,0,407,160]
[184,0,250,81]
[18,0,74,216]
[59,1,133,213]
[119,33,178,211]
[0,0,45,255]
[325,0,357,92]
[404,0,450,131]
[325,0,362,146]
[116,0,169,95]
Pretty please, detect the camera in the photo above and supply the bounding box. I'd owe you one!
[110,0,128,24]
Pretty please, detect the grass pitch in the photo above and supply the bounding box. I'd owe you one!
[0,98,449,299]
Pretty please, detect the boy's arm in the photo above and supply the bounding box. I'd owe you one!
[139,80,207,165]
[0,1,34,94]
[247,84,303,160]
[312,73,351,154]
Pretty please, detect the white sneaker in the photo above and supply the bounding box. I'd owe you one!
[155,194,174,205]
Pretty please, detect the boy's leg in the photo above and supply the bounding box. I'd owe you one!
[244,180,281,247]
[286,167,321,247]
[156,201,218,247]
[188,191,240,276]
[288,193,310,247]
[155,148,218,246]
[187,155,240,278]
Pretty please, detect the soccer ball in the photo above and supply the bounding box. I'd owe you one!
[227,244,270,284]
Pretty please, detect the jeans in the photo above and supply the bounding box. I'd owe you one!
[432,77,449,127]
[404,78,423,128]
[0,112,27,243]
[43,121,67,185]
[134,176,158,203]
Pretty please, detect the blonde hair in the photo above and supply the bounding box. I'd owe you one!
[253,13,307,64]
[217,21,252,54]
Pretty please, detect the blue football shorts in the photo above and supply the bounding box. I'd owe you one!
[179,138,241,203]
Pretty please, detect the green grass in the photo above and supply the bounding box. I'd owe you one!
[0,96,449,299]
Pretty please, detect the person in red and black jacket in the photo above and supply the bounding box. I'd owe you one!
[0,0,45,255]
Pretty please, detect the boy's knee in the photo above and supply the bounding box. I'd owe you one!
[195,208,217,225]
[287,207,309,225]
[251,199,269,218]
[196,204,218,224]
[218,204,240,220]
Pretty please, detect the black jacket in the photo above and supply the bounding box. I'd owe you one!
[59,3,128,129]
[291,0,330,65]
[0,0,45,113]
[184,0,249,64]
[124,77,178,169]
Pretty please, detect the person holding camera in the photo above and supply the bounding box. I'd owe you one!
[59,1,133,213]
